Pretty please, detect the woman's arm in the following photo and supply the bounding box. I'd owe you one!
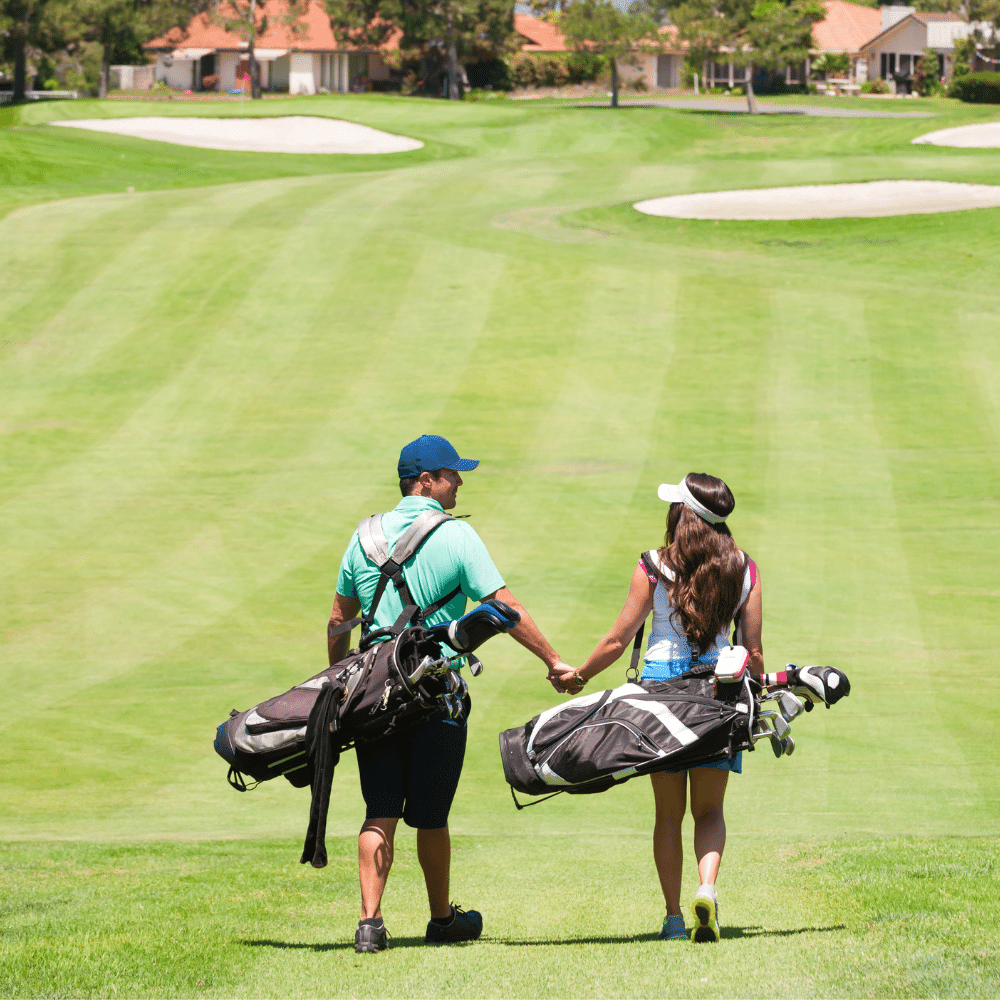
[735,575,764,677]
[576,563,656,685]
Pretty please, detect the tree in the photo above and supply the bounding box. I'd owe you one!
[556,0,661,107]
[1,0,53,98]
[213,0,308,99]
[673,0,822,113]
[55,0,212,98]
[322,0,515,98]
[743,0,824,108]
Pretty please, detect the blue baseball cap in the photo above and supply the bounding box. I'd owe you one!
[398,435,480,478]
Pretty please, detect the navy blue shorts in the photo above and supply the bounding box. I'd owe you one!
[356,714,468,829]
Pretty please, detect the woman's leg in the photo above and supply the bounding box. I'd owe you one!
[650,771,687,915]
[688,767,729,886]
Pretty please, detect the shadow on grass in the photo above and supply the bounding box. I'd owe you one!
[245,936,454,951]
[244,925,847,951]
[494,925,847,945]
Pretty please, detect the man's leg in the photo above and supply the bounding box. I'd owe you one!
[359,817,398,920]
[417,826,452,920]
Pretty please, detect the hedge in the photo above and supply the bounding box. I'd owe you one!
[947,71,1000,103]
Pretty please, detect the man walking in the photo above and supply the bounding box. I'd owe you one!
[327,434,573,953]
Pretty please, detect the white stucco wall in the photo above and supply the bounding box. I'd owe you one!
[616,53,657,88]
[289,51,315,94]
[155,55,197,90]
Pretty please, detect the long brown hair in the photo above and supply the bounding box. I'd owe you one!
[658,473,745,655]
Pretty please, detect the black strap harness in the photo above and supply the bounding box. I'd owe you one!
[327,509,465,650]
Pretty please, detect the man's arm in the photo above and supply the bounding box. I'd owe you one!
[483,586,574,689]
[328,592,362,666]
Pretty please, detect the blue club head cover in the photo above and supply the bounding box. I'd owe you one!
[428,599,520,654]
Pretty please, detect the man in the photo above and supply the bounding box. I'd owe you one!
[327,434,574,954]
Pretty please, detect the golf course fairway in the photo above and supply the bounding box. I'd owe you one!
[2,92,999,998]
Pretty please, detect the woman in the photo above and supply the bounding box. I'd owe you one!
[569,473,762,944]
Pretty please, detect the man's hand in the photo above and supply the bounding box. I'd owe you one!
[548,661,581,694]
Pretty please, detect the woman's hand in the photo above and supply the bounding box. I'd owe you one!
[547,661,579,693]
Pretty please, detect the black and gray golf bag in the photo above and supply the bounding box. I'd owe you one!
[500,659,850,807]
[214,506,521,867]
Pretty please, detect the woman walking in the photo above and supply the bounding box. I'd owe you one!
[568,473,762,943]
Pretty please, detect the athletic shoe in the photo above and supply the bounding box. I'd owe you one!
[690,884,721,943]
[658,914,688,940]
[355,919,388,953]
[424,903,483,944]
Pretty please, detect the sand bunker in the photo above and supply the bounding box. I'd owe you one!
[912,121,1000,148]
[634,180,1000,220]
[50,115,423,154]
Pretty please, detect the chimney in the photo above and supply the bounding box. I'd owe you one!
[881,4,915,30]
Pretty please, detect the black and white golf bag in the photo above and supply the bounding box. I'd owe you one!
[500,664,756,803]
[499,659,850,807]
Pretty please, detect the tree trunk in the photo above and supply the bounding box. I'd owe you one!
[249,38,261,99]
[745,71,757,113]
[446,3,459,99]
[99,37,111,99]
[13,35,27,101]
[611,58,618,107]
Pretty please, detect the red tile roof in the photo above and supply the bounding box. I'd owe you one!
[515,13,567,52]
[911,11,965,22]
[144,0,398,52]
[811,0,883,54]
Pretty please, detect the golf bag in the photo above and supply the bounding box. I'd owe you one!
[214,598,518,867]
[500,660,851,807]
[500,663,756,803]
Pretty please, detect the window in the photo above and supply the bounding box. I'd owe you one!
[899,53,912,74]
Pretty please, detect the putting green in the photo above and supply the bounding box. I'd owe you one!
[2,94,999,998]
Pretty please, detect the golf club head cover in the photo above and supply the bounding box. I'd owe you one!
[790,664,851,708]
[427,599,521,655]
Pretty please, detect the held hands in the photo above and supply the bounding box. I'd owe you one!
[548,661,587,695]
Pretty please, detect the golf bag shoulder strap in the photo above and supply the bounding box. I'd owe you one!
[732,553,758,644]
[626,551,661,683]
[356,510,461,635]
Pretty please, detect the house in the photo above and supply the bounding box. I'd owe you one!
[619,27,686,90]
[859,7,987,91]
[514,13,685,89]
[702,0,881,89]
[143,0,398,94]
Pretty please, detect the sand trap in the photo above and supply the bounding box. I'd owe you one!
[50,115,423,154]
[634,180,1000,220]
[912,121,1000,148]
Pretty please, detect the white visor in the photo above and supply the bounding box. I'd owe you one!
[657,478,728,524]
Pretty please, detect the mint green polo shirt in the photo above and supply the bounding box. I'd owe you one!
[336,496,506,631]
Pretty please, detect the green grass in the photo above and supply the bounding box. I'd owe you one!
[2,92,1000,997]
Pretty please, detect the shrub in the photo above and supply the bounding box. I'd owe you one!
[466,58,510,91]
[504,51,607,89]
[947,71,1000,102]
[201,73,220,90]
[913,49,942,96]
[862,77,890,94]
